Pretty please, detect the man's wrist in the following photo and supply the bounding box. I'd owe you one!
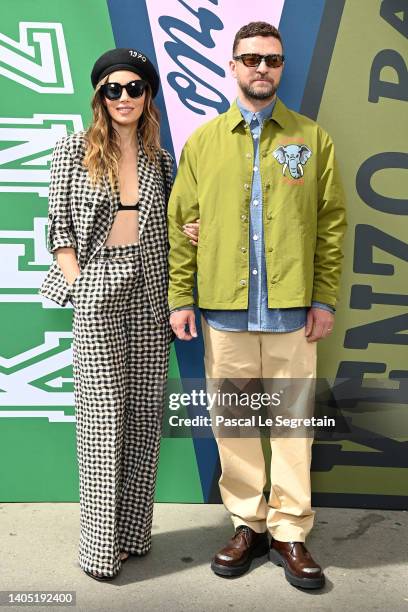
[311,300,336,314]
[170,305,194,314]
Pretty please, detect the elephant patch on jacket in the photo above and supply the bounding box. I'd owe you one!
[272,144,312,180]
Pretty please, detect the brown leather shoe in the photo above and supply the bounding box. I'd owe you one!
[269,537,325,589]
[211,525,269,577]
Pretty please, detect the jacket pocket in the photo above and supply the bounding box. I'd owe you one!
[38,260,71,307]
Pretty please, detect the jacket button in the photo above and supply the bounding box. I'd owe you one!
[244,183,250,190]
[262,151,268,158]
[239,279,247,286]
[267,213,273,220]
[241,214,247,221]
[240,246,247,253]
[265,183,271,190]
[246,153,251,158]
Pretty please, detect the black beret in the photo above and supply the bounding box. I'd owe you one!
[91,48,160,97]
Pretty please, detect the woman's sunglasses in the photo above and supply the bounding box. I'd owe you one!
[233,53,285,68]
[100,79,147,100]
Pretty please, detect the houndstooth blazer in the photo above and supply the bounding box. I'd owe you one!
[38,130,174,324]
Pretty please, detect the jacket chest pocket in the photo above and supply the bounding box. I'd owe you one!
[71,194,112,244]
[71,197,97,226]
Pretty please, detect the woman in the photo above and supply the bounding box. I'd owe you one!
[39,48,198,581]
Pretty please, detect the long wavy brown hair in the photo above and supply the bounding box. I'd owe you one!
[82,74,161,191]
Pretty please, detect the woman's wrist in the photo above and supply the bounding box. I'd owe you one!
[66,271,81,286]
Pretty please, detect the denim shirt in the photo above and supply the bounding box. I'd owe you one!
[200,97,334,332]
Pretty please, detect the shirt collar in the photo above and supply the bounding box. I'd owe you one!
[236,96,276,128]
[226,95,287,132]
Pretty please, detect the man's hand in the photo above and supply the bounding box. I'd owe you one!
[170,309,198,341]
[305,307,334,342]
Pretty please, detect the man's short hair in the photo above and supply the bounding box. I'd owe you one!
[232,21,283,55]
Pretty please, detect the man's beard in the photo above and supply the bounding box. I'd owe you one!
[239,79,277,100]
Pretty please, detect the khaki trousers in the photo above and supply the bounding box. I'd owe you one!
[201,316,317,542]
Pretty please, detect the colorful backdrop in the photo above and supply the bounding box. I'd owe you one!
[0,0,407,508]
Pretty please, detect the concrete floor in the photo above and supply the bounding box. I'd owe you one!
[0,503,407,612]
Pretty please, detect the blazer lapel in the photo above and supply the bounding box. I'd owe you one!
[102,171,118,214]
[137,132,158,237]
[84,173,114,260]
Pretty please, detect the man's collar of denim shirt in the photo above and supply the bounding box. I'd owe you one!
[236,96,277,130]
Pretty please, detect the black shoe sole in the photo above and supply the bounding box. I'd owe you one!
[211,539,270,577]
[84,570,120,582]
[84,568,119,581]
[269,549,325,589]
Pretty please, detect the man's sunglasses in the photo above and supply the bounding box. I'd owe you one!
[233,53,285,68]
[100,79,148,100]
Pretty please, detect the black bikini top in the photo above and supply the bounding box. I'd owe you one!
[117,201,140,211]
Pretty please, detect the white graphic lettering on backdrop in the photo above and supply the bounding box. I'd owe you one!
[0,114,83,291]
[0,331,75,414]
[0,22,73,93]
[0,116,83,419]
[0,115,83,196]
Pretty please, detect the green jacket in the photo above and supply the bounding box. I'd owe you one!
[168,96,347,311]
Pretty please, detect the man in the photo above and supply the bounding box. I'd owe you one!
[168,22,346,589]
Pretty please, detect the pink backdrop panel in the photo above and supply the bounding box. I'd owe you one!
[146,1,285,161]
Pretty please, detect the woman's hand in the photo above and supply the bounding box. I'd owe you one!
[182,219,200,246]
[55,247,81,285]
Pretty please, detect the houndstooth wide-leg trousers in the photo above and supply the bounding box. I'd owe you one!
[71,243,171,577]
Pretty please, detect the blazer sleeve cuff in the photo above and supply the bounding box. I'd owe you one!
[47,223,77,253]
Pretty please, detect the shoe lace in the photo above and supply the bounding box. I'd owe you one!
[233,526,251,541]
[290,541,308,556]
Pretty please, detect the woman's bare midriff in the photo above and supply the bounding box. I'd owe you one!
[104,209,139,246]
[105,149,140,246]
